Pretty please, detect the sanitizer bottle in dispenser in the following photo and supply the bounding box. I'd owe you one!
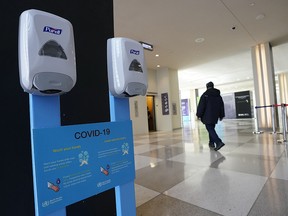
[19,9,77,95]
[107,37,148,97]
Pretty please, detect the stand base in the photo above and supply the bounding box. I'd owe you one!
[253,131,264,134]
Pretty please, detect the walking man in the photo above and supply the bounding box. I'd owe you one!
[196,81,225,151]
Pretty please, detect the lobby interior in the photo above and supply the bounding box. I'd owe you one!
[134,119,288,216]
[112,1,288,215]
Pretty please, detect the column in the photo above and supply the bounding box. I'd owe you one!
[251,42,277,128]
[278,73,288,103]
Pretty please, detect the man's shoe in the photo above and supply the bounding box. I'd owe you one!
[214,142,225,151]
[209,142,215,148]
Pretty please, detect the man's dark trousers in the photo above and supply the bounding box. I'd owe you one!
[205,124,222,144]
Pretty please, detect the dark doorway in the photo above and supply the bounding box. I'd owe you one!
[147,95,156,131]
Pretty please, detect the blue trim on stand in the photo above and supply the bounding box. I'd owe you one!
[110,93,136,216]
[109,94,130,121]
[29,95,65,216]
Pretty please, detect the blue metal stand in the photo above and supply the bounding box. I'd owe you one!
[29,95,65,216]
[29,94,136,216]
[110,93,136,216]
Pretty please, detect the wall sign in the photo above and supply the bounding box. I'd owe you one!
[172,103,177,115]
[31,121,135,215]
[181,99,189,116]
[235,91,252,118]
[161,92,169,115]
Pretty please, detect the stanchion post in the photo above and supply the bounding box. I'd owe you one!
[281,103,287,142]
[253,106,263,134]
[271,105,276,134]
[284,104,287,141]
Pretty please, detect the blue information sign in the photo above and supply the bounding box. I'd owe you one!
[31,121,135,215]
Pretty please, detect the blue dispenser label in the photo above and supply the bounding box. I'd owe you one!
[31,121,135,215]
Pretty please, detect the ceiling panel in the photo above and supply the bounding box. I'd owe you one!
[114,0,288,91]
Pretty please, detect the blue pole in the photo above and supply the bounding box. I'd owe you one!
[109,93,136,216]
[29,95,66,216]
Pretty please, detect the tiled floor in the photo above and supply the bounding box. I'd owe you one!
[134,119,288,216]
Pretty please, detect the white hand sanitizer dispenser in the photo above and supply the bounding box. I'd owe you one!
[18,9,76,95]
[107,37,148,97]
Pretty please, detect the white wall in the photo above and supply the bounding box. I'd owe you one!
[130,67,182,134]
[129,95,149,135]
[129,68,156,135]
[169,68,182,129]
[155,68,173,131]
[147,69,157,93]
[154,67,182,131]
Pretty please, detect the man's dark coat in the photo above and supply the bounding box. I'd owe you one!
[196,88,225,124]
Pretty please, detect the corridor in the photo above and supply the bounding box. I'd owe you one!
[134,119,288,216]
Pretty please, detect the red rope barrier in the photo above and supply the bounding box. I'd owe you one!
[255,104,288,109]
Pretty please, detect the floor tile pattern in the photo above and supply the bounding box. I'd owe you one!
[134,120,288,216]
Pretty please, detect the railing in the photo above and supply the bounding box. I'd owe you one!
[253,103,288,143]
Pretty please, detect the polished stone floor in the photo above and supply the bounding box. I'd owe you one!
[133,119,288,216]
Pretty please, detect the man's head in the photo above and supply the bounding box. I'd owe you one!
[206,81,214,89]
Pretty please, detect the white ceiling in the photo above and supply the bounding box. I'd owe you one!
[113,0,288,93]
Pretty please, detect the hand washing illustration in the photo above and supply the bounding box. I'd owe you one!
[47,180,60,192]
[122,142,129,155]
[100,165,110,176]
[79,151,89,166]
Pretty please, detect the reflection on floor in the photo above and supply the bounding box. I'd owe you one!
[134,119,288,216]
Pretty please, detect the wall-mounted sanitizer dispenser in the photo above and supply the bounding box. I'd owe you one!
[19,9,76,95]
[107,37,148,97]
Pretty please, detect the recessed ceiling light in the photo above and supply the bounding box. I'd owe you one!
[250,3,255,6]
[155,54,159,57]
[256,14,265,20]
[195,38,205,43]
[157,65,160,68]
